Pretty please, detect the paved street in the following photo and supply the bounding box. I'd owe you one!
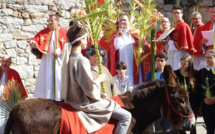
[186,117,206,134]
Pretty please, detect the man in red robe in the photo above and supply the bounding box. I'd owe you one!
[0,55,28,133]
[202,4,215,50]
[29,14,67,101]
[0,55,27,99]
[167,6,196,70]
[191,12,205,70]
[108,13,151,85]
[156,17,171,53]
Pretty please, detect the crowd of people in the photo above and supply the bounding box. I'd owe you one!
[1,4,215,134]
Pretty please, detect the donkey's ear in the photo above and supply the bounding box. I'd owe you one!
[163,65,177,87]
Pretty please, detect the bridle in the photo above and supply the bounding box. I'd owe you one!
[165,85,195,127]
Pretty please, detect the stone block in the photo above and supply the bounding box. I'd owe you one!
[17,40,28,49]
[16,56,28,65]
[199,0,213,7]
[24,19,32,25]
[0,16,23,28]
[6,49,16,57]
[29,54,41,65]
[25,5,48,13]
[6,4,24,12]
[5,40,17,48]
[59,18,69,29]
[30,12,45,19]
[22,12,30,19]
[22,25,45,32]
[0,33,13,42]
[0,9,13,16]
[163,4,173,12]
[32,18,48,25]
[13,29,31,40]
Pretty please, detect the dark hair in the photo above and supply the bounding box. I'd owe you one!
[66,26,87,47]
[119,12,130,21]
[85,45,107,63]
[49,14,59,21]
[172,6,183,13]
[155,51,168,60]
[209,4,215,8]
[115,61,127,70]
[69,21,82,27]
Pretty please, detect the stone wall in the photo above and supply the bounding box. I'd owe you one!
[0,0,214,97]
[0,0,85,96]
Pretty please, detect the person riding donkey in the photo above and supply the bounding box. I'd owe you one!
[60,26,131,134]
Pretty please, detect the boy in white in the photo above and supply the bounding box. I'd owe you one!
[113,61,133,94]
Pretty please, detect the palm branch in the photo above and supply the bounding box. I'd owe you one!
[201,77,215,98]
[132,0,163,74]
[150,23,156,81]
[72,0,114,93]
[1,80,23,122]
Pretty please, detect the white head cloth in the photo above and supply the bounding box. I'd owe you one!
[70,33,88,45]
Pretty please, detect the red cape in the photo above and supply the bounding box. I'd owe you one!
[30,27,68,54]
[107,29,151,84]
[192,24,204,56]
[0,67,27,99]
[156,29,165,52]
[60,96,125,134]
[171,20,196,53]
[202,19,214,50]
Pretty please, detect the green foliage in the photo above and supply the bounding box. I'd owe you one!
[72,0,115,93]
[1,81,23,122]
[201,77,214,98]
[132,0,162,74]
[150,23,156,81]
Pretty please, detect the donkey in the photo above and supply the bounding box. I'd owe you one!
[4,65,195,134]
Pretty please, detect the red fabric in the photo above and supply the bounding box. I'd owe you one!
[172,20,196,53]
[99,35,108,53]
[108,29,151,84]
[156,29,165,52]
[30,27,68,54]
[191,24,205,56]
[203,19,214,49]
[0,67,27,99]
[60,96,124,134]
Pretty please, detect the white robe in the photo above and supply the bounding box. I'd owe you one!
[33,31,62,101]
[167,40,188,71]
[114,29,143,86]
[0,73,6,134]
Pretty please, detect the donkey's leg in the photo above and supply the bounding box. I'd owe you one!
[52,118,61,134]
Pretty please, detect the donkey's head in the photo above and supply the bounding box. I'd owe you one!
[162,65,195,131]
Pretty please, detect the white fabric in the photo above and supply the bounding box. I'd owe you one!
[167,49,188,71]
[0,72,6,134]
[168,40,178,51]
[191,55,205,70]
[70,33,88,45]
[34,31,62,101]
[113,75,133,94]
[114,31,136,86]
[111,107,132,134]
